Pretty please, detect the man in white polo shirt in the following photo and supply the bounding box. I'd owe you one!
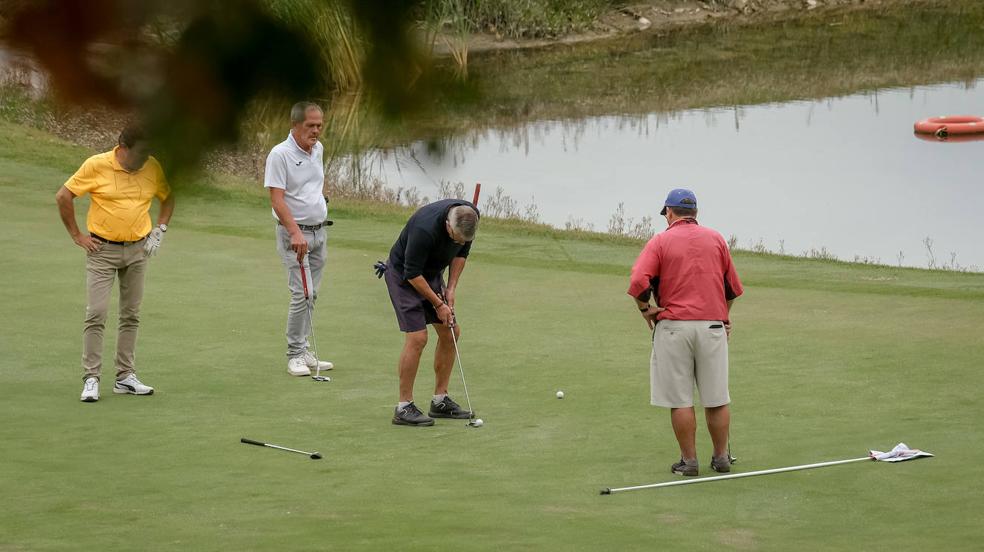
[265,101,334,376]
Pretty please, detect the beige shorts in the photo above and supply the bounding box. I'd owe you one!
[650,320,730,408]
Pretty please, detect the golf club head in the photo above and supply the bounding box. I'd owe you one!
[600,488,612,495]
[310,452,323,460]
[312,375,331,382]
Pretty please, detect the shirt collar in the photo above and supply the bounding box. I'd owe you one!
[287,132,318,156]
[668,217,699,229]
[109,146,125,171]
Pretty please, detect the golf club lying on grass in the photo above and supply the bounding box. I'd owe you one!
[600,443,932,495]
[300,261,330,382]
[241,437,322,460]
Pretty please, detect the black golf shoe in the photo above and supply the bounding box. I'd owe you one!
[428,395,472,419]
[392,402,435,426]
[670,459,698,476]
[711,455,732,473]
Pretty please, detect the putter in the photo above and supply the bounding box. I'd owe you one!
[241,437,322,460]
[445,308,478,427]
[726,324,736,464]
[300,261,330,382]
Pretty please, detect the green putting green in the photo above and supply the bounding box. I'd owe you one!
[2,120,982,550]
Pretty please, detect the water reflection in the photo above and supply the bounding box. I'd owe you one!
[376,79,984,271]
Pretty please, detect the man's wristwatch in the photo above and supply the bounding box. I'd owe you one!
[158,224,168,233]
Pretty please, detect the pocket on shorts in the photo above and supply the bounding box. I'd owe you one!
[707,323,726,338]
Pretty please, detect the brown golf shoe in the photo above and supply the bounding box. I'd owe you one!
[671,459,698,476]
[711,455,733,473]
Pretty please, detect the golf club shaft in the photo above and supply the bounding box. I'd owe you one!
[241,438,316,457]
[300,261,319,360]
[448,319,474,416]
[603,456,872,494]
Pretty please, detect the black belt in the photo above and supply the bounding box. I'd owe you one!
[279,220,333,231]
[91,233,145,245]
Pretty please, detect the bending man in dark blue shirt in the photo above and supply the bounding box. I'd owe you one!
[383,199,480,426]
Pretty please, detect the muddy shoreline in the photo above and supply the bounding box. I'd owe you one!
[432,0,930,56]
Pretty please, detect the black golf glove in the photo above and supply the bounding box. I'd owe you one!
[373,260,387,279]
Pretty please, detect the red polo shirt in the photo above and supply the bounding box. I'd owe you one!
[627,218,743,323]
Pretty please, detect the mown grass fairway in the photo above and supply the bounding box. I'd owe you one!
[2,120,982,550]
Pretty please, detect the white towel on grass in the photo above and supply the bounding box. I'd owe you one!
[868,443,934,462]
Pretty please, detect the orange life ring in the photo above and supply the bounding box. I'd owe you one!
[914,116,984,137]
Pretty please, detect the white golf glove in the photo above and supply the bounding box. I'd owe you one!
[144,225,165,256]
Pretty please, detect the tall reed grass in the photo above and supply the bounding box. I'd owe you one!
[264,0,366,91]
[422,0,615,39]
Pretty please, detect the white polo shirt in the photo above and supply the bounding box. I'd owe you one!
[264,132,328,226]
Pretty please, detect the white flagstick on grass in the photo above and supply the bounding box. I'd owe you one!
[601,444,933,495]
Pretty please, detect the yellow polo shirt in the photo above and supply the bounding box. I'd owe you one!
[64,147,171,242]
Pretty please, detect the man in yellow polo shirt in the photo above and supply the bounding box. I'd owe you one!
[55,124,175,402]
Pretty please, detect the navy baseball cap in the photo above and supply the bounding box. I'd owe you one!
[660,188,697,215]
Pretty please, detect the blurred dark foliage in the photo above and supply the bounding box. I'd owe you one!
[0,0,456,176]
[348,0,421,118]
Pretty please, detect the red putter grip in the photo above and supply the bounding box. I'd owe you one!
[300,263,309,299]
[472,183,481,206]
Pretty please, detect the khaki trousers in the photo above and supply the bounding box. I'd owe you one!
[82,240,148,381]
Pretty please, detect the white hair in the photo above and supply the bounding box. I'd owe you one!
[448,206,479,241]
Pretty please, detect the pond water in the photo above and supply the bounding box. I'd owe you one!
[357,1,984,271]
[374,79,983,271]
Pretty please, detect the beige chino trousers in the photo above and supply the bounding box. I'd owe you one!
[82,240,148,381]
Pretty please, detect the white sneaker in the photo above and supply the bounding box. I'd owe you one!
[287,356,311,376]
[302,351,333,371]
[113,374,154,395]
[80,377,99,402]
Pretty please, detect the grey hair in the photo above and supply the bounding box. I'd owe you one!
[290,101,323,125]
[448,206,479,241]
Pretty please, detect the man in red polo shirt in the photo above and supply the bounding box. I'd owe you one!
[628,188,743,477]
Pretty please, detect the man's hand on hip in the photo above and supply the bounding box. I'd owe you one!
[144,226,165,256]
[640,305,665,330]
[73,233,101,253]
[290,230,309,262]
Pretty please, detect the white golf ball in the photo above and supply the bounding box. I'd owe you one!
[472,418,484,427]
[556,390,565,399]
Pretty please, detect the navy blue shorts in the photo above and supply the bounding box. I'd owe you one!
[384,261,445,333]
